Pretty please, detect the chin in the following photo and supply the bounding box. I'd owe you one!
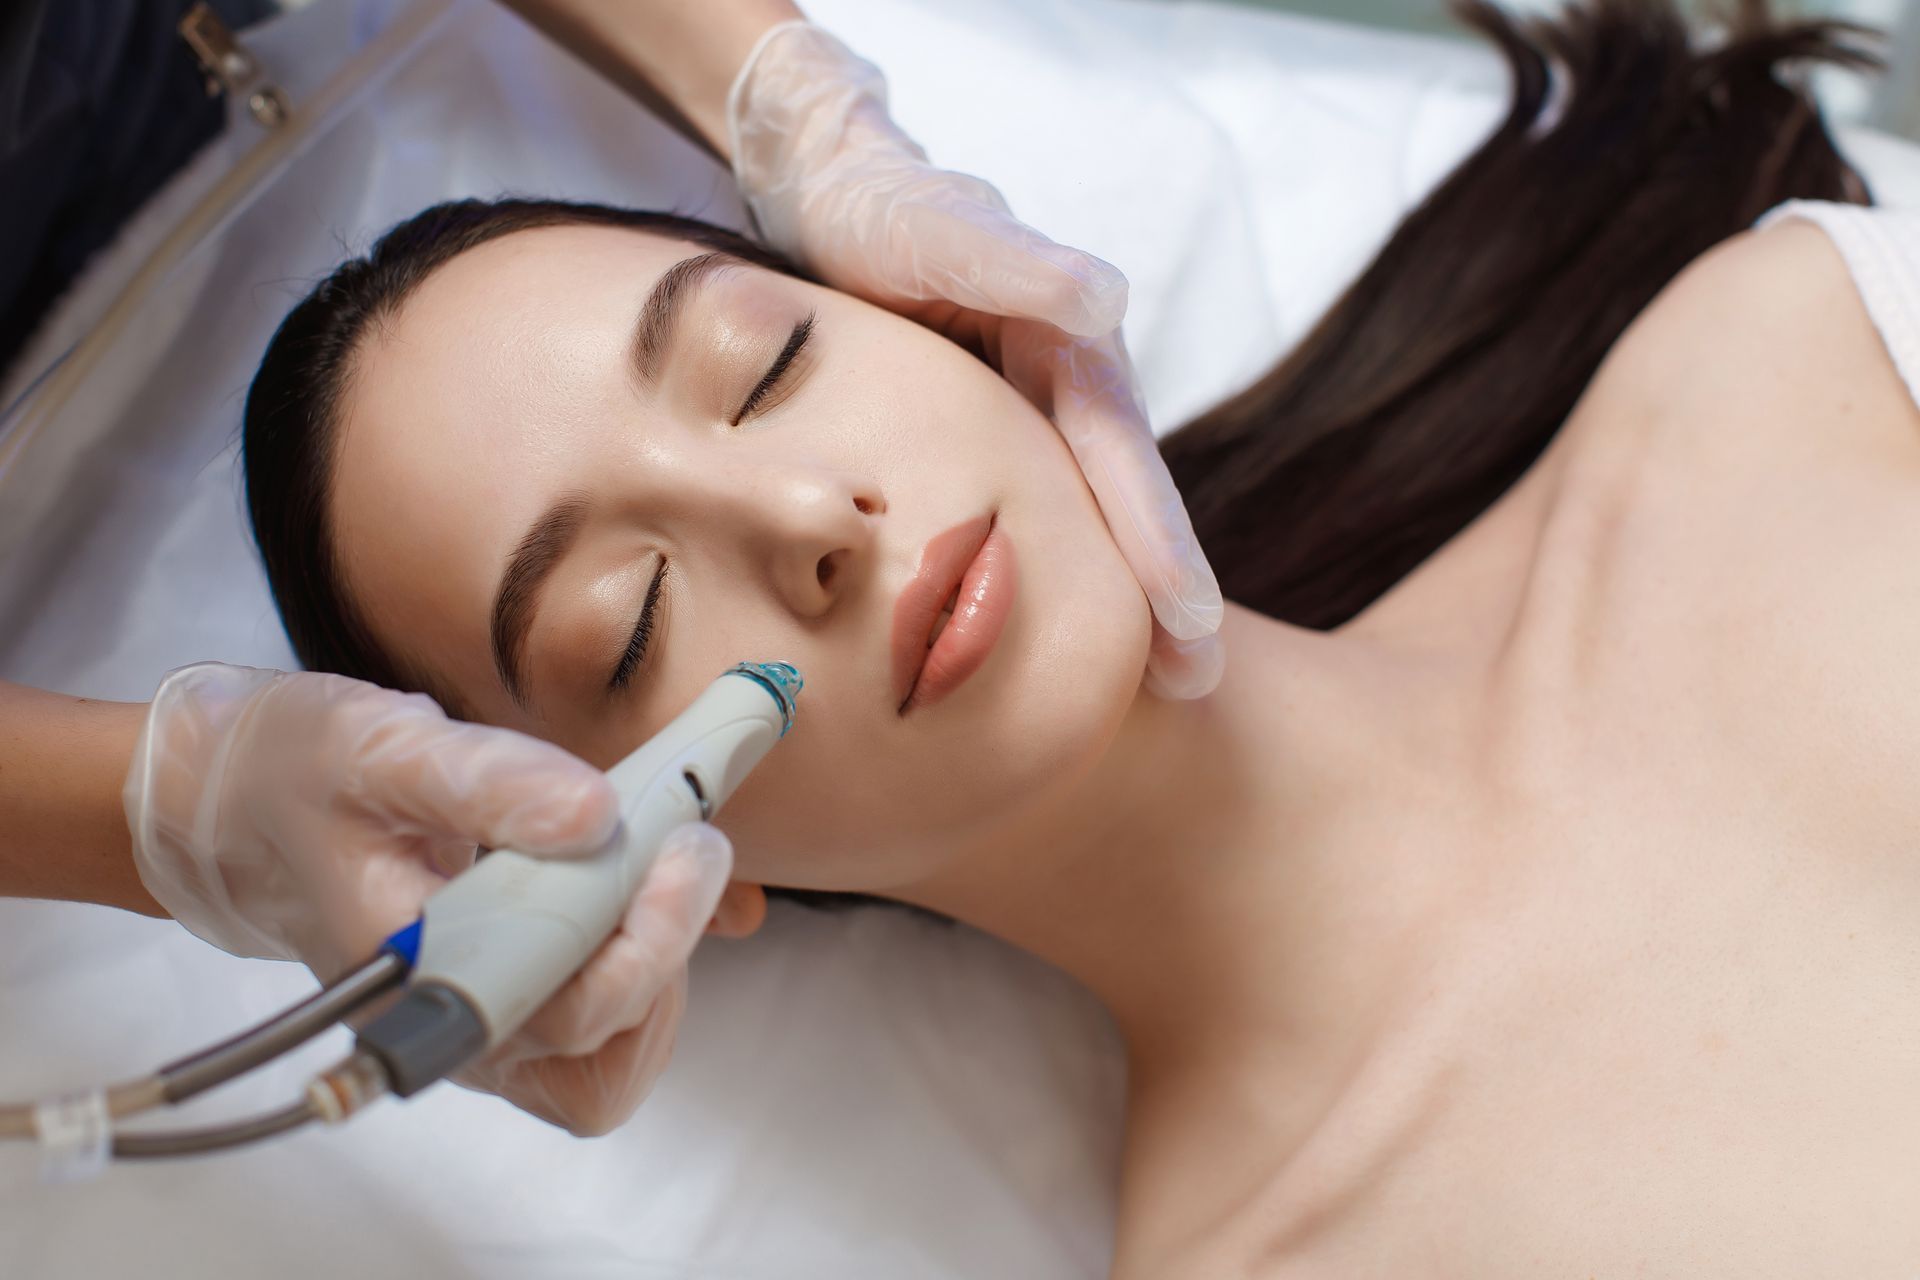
[723,520,1151,893]
[976,582,1151,801]
[1046,594,1152,738]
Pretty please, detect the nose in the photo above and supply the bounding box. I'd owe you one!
[707,464,886,619]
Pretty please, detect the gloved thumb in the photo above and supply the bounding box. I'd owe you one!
[1145,630,1227,701]
[508,821,733,1060]
[350,705,620,858]
[624,822,736,958]
[726,20,1128,338]
[884,194,1129,337]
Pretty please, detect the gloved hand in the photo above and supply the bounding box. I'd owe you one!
[123,662,733,1135]
[727,21,1225,697]
[453,822,734,1136]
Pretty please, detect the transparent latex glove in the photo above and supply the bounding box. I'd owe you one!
[728,21,1225,697]
[454,821,734,1136]
[123,664,732,1133]
[124,663,623,971]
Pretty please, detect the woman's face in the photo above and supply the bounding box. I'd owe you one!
[329,223,1150,895]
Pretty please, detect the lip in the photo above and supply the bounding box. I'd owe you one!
[891,512,1017,714]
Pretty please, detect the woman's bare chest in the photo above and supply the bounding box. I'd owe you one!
[1258,395,1920,1276]
[1130,242,1920,1274]
[1278,772,1920,1273]
[1194,661,1920,1277]
[1191,410,1920,1279]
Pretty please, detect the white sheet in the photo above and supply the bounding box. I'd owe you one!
[1,1,1914,1275]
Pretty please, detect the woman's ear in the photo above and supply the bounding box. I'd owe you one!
[706,880,768,938]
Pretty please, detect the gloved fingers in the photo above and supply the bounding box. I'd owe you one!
[339,693,621,858]
[1005,325,1225,645]
[126,664,363,961]
[458,975,687,1137]
[125,663,623,970]
[877,190,1128,338]
[421,832,483,880]
[452,1059,569,1132]
[509,822,732,1060]
[1076,418,1225,642]
[727,21,1127,337]
[1145,629,1228,701]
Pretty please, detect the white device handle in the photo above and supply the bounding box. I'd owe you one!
[402,664,797,1051]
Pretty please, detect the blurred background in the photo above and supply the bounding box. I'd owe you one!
[1198,0,1919,137]
[262,0,1920,138]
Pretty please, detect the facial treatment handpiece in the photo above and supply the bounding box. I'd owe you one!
[352,661,803,1100]
[0,663,799,1164]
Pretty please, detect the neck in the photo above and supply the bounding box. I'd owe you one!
[895,604,1430,1080]
[894,440,1563,1085]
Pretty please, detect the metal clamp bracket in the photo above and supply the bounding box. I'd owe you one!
[178,3,290,129]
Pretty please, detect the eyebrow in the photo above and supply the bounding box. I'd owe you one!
[490,493,590,711]
[630,251,736,383]
[487,252,740,709]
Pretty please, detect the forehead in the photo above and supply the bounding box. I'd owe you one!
[327,223,703,719]
[362,222,700,412]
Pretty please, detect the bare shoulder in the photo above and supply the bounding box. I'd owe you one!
[1594,215,1920,459]
[1645,218,1866,353]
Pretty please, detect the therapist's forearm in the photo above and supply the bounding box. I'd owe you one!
[0,679,163,917]
[496,0,803,159]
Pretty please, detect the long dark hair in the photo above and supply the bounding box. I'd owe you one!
[243,1,1875,886]
[1158,0,1875,627]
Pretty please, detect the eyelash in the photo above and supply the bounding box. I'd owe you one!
[611,312,814,693]
[609,561,668,691]
[731,311,816,425]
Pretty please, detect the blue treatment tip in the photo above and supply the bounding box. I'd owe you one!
[729,661,804,736]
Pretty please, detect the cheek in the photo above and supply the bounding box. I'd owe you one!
[666,304,1155,893]
[717,598,1148,897]
[714,439,1152,897]
[987,512,1153,798]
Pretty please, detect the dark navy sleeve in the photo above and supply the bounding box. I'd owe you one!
[0,0,274,377]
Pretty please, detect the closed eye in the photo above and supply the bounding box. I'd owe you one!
[609,560,668,692]
[732,311,816,425]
